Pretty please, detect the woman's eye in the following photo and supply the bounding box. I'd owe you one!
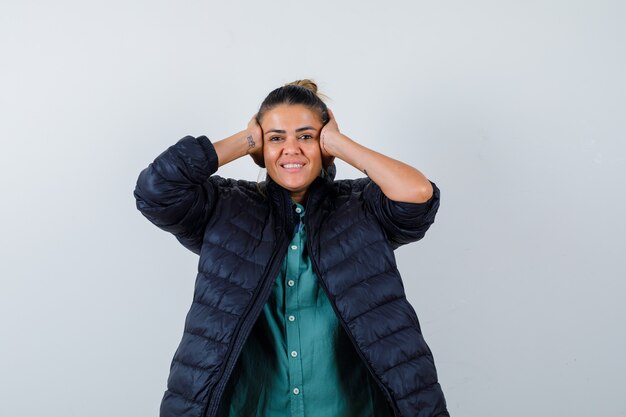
[299,134,313,140]
[269,136,283,142]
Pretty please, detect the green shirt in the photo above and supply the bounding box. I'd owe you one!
[217,201,393,417]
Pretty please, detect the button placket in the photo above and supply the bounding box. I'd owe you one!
[286,202,306,416]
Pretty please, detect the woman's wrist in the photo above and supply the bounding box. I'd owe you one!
[244,128,262,155]
[324,133,358,164]
[214,129,254,167]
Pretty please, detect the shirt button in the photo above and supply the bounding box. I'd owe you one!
[295,207,302,214]
[288,315,295,321]
[287,280,295,287]
[291,350,298,358]
[291,245,298,250]
[293,387,300,395]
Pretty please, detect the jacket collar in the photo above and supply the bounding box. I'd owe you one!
[263,164,336,237]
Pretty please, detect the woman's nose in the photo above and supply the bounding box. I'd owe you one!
[283,137,301,154]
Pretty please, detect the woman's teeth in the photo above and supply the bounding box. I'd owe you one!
[282,164,303,169]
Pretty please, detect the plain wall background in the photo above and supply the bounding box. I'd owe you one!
[1,1,624,416]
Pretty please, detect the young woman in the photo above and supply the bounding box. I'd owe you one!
[134,80,449,417]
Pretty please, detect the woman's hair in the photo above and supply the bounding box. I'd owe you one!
[256,79,329,126]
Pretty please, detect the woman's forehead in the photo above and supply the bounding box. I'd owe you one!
[261,104,323,130]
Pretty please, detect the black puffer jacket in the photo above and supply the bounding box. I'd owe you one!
[134,135,449,417]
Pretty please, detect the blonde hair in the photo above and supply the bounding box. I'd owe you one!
[284,79,329,102]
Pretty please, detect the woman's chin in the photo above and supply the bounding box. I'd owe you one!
[273,175,312,191]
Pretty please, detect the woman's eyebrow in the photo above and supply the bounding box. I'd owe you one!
[265,126,317,134]
[296,126,316,132]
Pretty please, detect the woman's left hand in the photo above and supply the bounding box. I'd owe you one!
[320,108,342,168]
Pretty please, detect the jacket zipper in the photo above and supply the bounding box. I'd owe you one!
[202,237,290,417]
[307,238,402,417]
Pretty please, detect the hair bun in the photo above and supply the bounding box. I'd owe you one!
[286,79,318,94]
[285,79,328,102]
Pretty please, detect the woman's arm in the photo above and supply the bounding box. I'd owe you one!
[214,116,264,167]
[133,117,263,254]
[320,109,433,204]
[133,135,219,254]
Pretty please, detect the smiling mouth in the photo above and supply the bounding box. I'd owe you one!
[281,163,304,169]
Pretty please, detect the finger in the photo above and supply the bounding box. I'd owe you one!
[326,108,338,129]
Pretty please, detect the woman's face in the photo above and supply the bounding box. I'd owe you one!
[261,104,323,203]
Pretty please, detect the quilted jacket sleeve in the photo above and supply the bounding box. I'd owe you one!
[133,135,218,255]
[362,179,441,250]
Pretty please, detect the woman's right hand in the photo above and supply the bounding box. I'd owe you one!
[247,114,265,167]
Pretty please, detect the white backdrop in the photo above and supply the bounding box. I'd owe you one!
[1,1,625,416]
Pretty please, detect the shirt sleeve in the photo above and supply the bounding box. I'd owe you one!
[133,135,219,255]
[362,179,441,250]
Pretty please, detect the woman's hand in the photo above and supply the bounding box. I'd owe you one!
[320,108,342,168]
[247,114,265,167]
